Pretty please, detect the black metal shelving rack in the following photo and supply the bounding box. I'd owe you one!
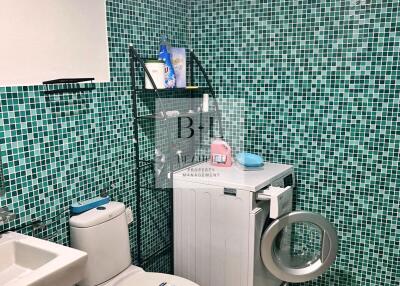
[129,45,224,273]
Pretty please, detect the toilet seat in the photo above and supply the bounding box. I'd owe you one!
[114,271,197,286]
[102,265,198,286]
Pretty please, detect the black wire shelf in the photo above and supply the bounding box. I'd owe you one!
[43,78,94,85]
[136,110,216,120]
[43,86,95,95]
[45,98,88,107]
[42,78,96,95]
[129,45,224,273]
[137,87,210,95]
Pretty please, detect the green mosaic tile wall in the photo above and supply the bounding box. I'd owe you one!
[190,0,399,285]
[0,0,190,273]
[1,0,399,284]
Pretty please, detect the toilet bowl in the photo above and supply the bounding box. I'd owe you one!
[69,202,198,286]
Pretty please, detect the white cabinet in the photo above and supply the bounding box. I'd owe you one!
[174,181,252,286]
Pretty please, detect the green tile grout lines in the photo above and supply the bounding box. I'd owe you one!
[0,0,190,273]
[0,0,399,284]
[190,0,399,285]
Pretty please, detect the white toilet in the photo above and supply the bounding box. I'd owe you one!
[69,202,198,286]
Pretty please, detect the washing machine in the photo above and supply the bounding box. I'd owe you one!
[173,162,338,286]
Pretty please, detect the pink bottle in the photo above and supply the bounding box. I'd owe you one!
[210,138,233,167]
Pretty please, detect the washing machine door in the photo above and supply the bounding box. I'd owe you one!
[260,211,338,283]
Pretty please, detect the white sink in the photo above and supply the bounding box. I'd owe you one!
[0,232,87,286]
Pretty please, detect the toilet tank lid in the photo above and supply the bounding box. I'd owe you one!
[69,201,126,228]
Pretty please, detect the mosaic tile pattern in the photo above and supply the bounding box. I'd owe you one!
[0,0,190,274]
[1,0,399,283]
[190,0,399,285]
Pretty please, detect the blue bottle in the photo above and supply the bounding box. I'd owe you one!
[158,35,176,88]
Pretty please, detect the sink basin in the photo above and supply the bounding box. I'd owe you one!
[0,232,87,286]
[0,240,57,284]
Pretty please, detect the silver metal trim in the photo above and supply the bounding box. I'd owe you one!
[261,211,338,283]
[321,230,330,262]
[0,207,16,226]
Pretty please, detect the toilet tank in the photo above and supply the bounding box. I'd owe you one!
[70,202,131,286]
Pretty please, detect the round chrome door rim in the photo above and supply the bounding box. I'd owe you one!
[261,211,338,283]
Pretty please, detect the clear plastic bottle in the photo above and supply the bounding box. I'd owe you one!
[158,35,176,88]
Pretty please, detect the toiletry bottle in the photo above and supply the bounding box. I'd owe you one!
[158,35,176,88]
[202,93,209,112]
[210,137,233,167]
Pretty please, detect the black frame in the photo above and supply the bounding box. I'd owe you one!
[129,45,224,272]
